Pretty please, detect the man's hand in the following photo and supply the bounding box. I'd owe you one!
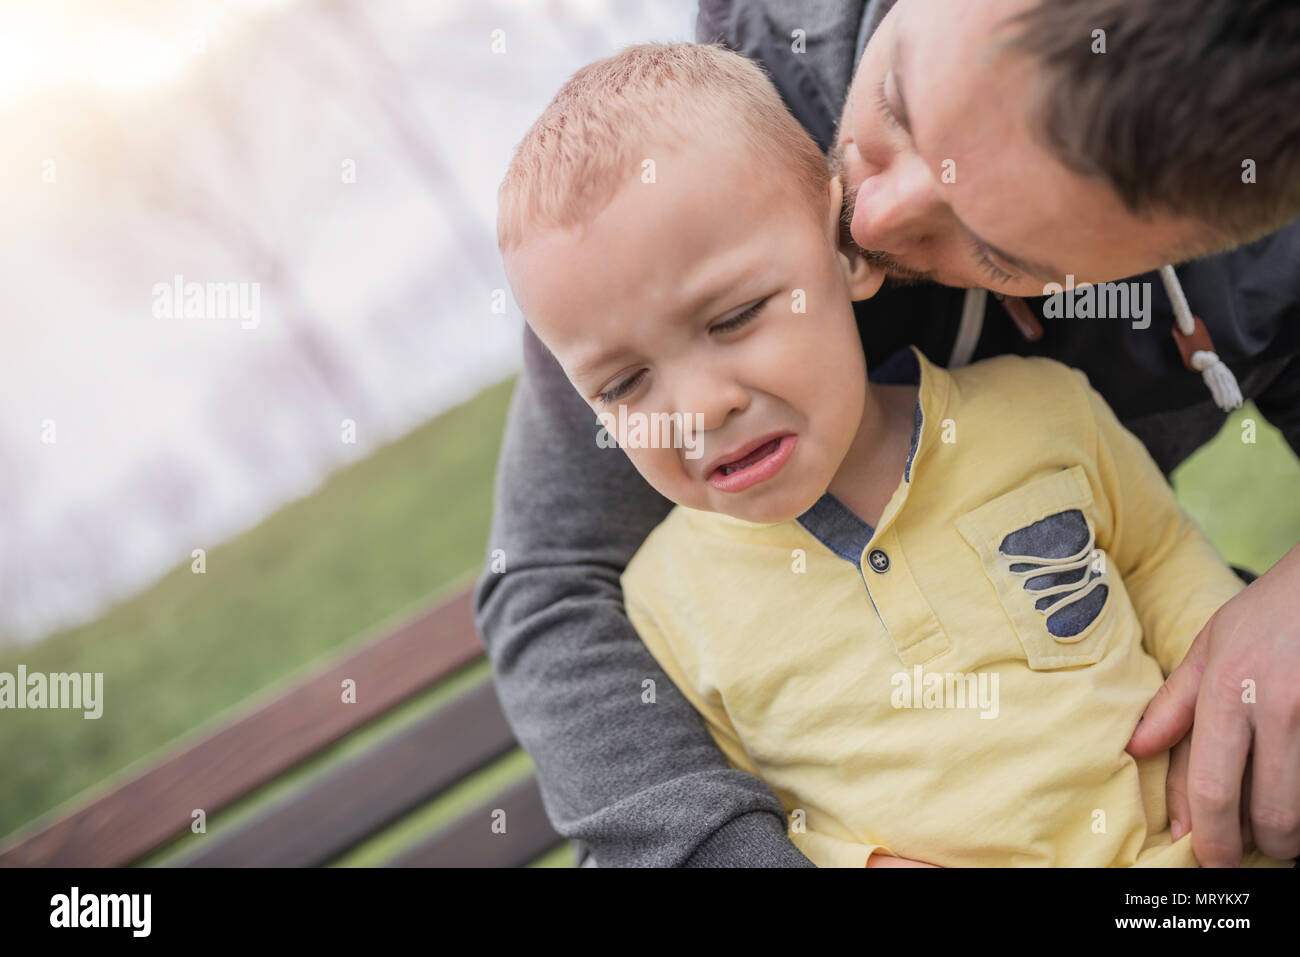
[1127,543,1300,866]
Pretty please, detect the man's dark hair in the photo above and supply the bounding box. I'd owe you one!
[1001,0,1300,249]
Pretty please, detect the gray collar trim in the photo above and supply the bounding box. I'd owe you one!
[795,346,922,563]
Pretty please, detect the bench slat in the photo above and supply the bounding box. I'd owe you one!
[387,775,563,868]
[0,587,481,867]
[174,678,517,867]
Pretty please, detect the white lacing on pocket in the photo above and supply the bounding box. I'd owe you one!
[1002,524,1108,620]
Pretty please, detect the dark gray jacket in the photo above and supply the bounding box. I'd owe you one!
[474,0,1300,868]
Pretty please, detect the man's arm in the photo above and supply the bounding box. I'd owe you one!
[1120,356,1300,865]
[1127,543,1300,866]
[473,323,813,866]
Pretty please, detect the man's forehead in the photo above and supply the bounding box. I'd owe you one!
[845,0,1032,120]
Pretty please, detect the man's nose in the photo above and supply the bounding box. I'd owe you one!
[850,153,945,251]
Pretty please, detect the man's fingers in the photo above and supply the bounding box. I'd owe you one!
[1167,733,1192,842]
[1128,628,1208,756]
[1249,700,1300,859]
[1240,760,1253,851]
[1188,672,1253,867]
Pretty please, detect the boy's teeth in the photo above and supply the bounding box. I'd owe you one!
[719,438,780,475]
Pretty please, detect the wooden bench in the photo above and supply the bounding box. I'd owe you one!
[0,585,566,868]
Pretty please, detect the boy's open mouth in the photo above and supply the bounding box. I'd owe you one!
[706,434,797,492]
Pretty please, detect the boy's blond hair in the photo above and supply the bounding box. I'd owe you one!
[497,42,831,253]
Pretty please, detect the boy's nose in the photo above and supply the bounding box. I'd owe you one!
[850,153,945,252]
[672,367,750,439]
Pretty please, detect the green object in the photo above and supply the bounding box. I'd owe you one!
[1171,401,1300,577]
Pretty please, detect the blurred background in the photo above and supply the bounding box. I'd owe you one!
[1,0,1297,867]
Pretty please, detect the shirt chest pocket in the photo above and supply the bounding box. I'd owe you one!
[955,465,1115,670]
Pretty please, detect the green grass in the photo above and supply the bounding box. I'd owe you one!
[1,379,1295,868]
[0,375,519,847]
[1171,401,1300,576]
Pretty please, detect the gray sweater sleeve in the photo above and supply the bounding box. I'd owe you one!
[473,323,814,867]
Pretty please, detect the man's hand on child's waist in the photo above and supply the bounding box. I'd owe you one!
[1127,542,1300,866]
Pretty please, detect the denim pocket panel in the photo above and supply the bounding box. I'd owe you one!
[957,466,1116,670]
[998,508,1110,639]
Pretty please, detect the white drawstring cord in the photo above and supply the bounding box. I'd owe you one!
[1159,265,1243,411]
[948,288,987,369]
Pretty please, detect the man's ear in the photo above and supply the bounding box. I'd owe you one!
[826,171,884,301]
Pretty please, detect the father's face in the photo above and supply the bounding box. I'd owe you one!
[839,0,1214,294]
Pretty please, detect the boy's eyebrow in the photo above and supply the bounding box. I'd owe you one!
[568,265,763,386]
[569,345,628,387]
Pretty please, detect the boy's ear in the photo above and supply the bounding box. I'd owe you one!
[827,171,884,301]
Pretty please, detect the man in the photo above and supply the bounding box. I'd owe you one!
[476,0,1300,867]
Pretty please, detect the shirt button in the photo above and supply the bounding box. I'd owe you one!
[867,548,890,573]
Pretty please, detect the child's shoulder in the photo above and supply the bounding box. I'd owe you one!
[942,352,1098,425]
[949,351,1090,393]
[622,505,721,589]
[621,504,797,607]
[620,506,723,623]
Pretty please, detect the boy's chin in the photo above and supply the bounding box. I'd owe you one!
[711,489,823,526]
[718,506,800,525]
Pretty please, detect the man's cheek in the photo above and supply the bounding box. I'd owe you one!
[840,137,872,192]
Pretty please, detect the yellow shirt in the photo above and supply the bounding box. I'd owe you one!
[621,347,1288,867]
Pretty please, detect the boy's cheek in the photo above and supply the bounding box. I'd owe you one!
[626,448,698,504]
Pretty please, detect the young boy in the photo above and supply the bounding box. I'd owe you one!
[496,42,1287,867]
